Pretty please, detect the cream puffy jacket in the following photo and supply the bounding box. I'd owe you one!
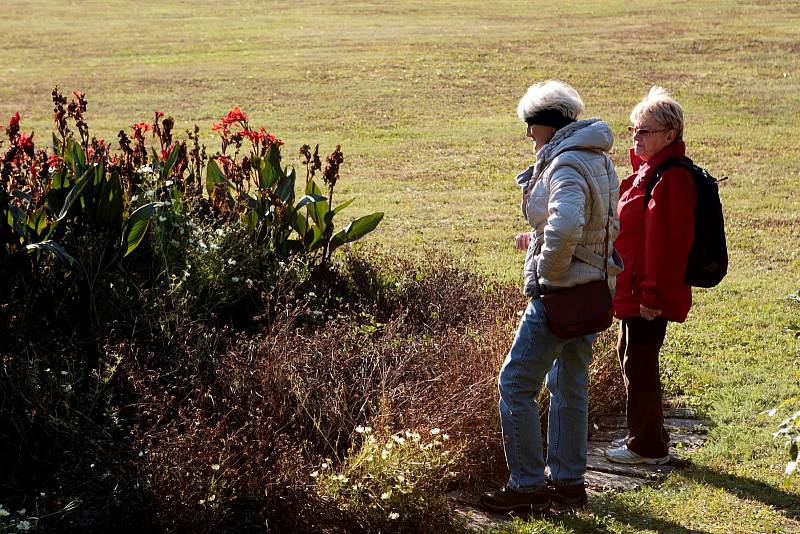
[518,119,623,297]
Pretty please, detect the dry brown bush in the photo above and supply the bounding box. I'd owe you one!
[111,251,626,532]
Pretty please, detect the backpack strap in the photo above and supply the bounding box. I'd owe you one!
[644,156,695,206]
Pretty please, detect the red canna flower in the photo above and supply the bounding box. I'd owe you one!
[18,132,34,154]
[48,154,63,168]
[212,107,248,135]
[132,122,151,134]
[226,106,247,124]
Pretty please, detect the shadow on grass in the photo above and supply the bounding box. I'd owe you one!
[546,507,711,534]
[680,464,800,519]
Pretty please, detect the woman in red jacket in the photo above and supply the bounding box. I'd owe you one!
[605,87,696,465]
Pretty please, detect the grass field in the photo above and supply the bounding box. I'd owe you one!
[2,0,800,532]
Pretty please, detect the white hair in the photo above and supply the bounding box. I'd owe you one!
[630,86,684,139]
[517,80,585,123]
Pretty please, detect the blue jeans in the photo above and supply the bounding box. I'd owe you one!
[498,298,595,491]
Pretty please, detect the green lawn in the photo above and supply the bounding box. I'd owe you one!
[3,0,800,531]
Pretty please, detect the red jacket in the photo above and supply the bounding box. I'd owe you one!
[613,140,696,322]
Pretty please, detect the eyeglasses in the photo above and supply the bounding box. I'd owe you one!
[627,126,666,137]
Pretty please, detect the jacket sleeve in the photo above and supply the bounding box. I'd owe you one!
[640,168,696,310]
[536,164,586,280]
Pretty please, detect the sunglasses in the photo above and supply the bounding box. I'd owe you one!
[627,126,666,137]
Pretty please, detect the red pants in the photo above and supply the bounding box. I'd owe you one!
[618,317,670,457]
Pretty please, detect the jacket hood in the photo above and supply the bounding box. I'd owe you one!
[542,119,614,162]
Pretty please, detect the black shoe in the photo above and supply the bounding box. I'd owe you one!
[548,482,587,508]
[479,485,551,515]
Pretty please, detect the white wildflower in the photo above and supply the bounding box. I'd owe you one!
[227,258,236,265]
[158,216,167,222]
[232,277,241,283]
[430,428,441,435]
[356,425,366,433]
[165,180,174,186]
[60,371,67,376]
[310,470,319,478]
[392,435,405,445]
[210,243,220,250]
[17,520,31,531]
[381,449,390,460]
[63,384,72,393]
[442,434,449,440]
[211,464,220,471]
[215,228,224,236]
[145,189,156,198]
[389,512,399,520]
[0,506,8,517]
[312,310,323,316]
[380,491,392,500]
[364,426,372,433]
[397,475,405,483]
[137,165,153,174]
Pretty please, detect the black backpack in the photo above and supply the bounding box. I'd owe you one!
[645,157,728,288]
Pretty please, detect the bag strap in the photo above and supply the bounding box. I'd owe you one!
[645,156,694,206]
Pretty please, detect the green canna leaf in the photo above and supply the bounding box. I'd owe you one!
[123,202,159,257]
[56,167,92,222]
[276,166,296,205]
[329,212,384,252]
[333,198,355,215]
[26,240,79,269]
[206,159,225,197]
[295,193,327,210]
[162,144,181,179]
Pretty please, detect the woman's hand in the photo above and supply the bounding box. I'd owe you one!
[515,232,532,251]
[639,304,662,321]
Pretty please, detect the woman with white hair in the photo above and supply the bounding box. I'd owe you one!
[604,87,695,465]
[480,80,621,514]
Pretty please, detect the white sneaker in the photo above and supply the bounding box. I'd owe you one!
[604,445,670,465]
[611,436,629,447]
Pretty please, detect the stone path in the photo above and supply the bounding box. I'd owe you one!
[448,408,707,531]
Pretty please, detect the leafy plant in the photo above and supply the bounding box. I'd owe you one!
[315,426,457,532]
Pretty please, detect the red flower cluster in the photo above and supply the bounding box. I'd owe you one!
[211,106,248,133]
[238,127,282,148]
[132,122,151,135]
[17,133,34,153]
[48,154,63,169]
[132,122,151,144]
[9,112,21,129]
